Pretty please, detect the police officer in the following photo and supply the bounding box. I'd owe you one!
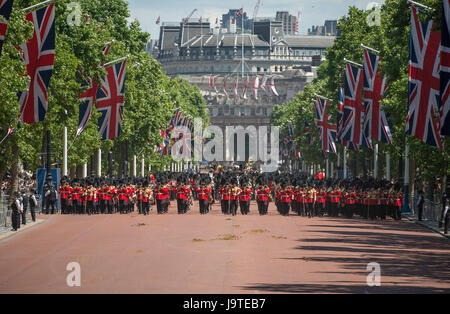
[44,184,57,215]
[21,189,29,225]
[29,188,37,222]
[11,191,22,231]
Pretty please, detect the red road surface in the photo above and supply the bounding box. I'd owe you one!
[0,202,449,294]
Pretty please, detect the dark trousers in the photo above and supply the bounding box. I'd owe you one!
[142,201,150,215]
[29,205,36,221]
[239,200,250,215]
[177,199,187,214]
[199,199,209,214]
[221,200,230,214]
[280,202,290,216]
[394,206,402,220]
[257,201,268,215]
[11,210,20,230]
[87,201,95,215]
[45,200,56,214]
[156,198,169,214]
[418,204,424,221]
[230,200,238,216]
[21,207,27,224]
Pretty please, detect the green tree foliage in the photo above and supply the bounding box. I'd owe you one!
[0,0,208,181]
[272,0,450,183]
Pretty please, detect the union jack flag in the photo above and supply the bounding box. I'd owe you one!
[76,43,112,138]
[363,49,393,144]
[406,6,443,149]
[97,60,127,140]
[0,0,13,56]
[304,121,314,145]
[76,77,97,137]
[341,63,365,149]
[236,8,243,16]
[441,0,450,136]
[314,96,337,154]
[18,4,55,125]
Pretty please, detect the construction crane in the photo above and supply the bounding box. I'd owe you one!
[184,9,198,24]
[252,0,261,33]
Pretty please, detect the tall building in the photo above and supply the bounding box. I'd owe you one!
[324,20,338,36]
[222,9,251,31]
[308,20,338,36]
[275,11,297,35]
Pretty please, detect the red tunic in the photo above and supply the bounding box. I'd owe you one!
[176,186,190,200]
[239,188,252,201]
[155,185,170,200]
[196,187,211,201]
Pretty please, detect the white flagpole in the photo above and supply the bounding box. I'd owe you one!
[63,127,68,176]
[374,143,378,179]
[360,44,380,54]
[103,55,130,67]
[343,58,363,68]
[343,146,347,179]
[23,0,56,12]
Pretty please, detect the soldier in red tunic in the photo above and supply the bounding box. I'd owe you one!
[176,176,192,214]
[239,178,252,215]
[155,175,171,214]
[256,177,271,215]
[197,176,212,215]
[218,178,231,215]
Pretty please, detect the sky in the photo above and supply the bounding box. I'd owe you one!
[126,0,385,41]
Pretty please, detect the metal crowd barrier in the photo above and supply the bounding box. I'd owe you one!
[411,195,443,223]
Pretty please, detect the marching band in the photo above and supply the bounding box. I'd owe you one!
[55,169,405,221]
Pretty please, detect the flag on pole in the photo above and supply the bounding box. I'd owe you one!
[17,3,55,124]
[260,76,267,92]
[304,121,314,145]
[199,16,202,23]
[253,76,260,100]
[97,60,127,140]
[341,63,364,149]
[0,0,14,57]
[406,5,443,149]
[296,151,302,159]
[314,96,337,154]
[241,75,249,99]
[213,75,219,93]
[156,16,160,25]
[234,76,239,96]
[215,17,218,25]
[76,77,96,138]
[76,43,113,138]
[440,0,450,136]
[223,76,229,97]
[269,76,279,96]
[236,8,243,16]
[363,49,393,144]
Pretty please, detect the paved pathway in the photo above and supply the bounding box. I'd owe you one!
[0,202,449,294]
